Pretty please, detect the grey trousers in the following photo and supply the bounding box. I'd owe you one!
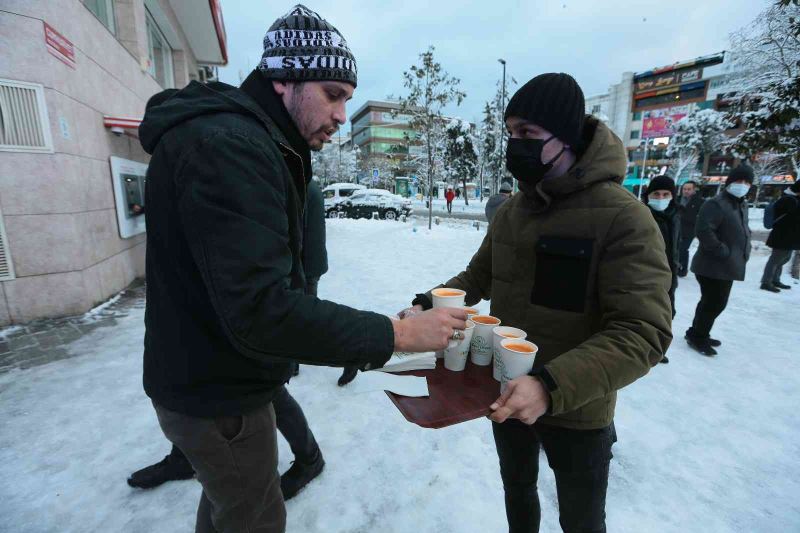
[761,249,793,285]
[154,402,286,533]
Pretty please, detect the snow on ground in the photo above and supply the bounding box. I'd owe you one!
[1,218,799,533]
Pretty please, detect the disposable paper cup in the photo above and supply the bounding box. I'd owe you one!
[469,315,501,366]
[444,320,475,371]
[432,288,466,309]
[492,326,527,381]
[499,338,538,394]
[463,307,480,318]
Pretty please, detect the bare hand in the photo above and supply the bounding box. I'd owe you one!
[489,376,550,425]
[393,307,467,352]
[397,304,424,319]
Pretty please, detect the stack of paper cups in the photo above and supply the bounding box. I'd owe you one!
[431,288,466,358]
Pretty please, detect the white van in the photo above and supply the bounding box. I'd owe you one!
[322,183,365,216]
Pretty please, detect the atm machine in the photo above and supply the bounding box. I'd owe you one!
[110,156,148,238]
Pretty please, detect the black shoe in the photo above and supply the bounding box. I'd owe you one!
[761,283,781,293]
[685,335,717,357]
[337,366,358,387]
[678,268,688,278]
[281,452,325,500]
[774,281,792,290]
[709,338,721,348]
[127,455,194,489]
[292,363,300,377]
[659,355,669,364]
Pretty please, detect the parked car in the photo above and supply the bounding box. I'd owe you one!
[322,183,366,217]
[336,189,413,220]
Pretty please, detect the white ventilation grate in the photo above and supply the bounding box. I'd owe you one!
[0,78,53,153]
[0,208,15,281]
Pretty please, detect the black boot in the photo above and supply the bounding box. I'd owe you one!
[709,338,721,347]
[774,281,792,290]
[659,355,669,364]
[292,363,300,377]
[685,334,717,357]
[337,366,358,387]
[127,453,194,489]
[761,283,781,293]
[280,451,325,500]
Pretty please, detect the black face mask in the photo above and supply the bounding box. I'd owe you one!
[505,136,566,185]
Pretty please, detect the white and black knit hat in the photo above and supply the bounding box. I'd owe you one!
[258,4,357,87]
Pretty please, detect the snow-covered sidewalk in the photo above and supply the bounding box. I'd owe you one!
[1,218,799,532]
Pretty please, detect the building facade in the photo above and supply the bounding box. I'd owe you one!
[0,0,227,325]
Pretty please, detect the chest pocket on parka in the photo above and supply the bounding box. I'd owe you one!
[532,236,594,313]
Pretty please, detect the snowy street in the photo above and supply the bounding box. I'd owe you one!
[1,217,799,533]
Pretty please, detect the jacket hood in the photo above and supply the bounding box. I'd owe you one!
[523,116,628,212]
[139,81,288,154]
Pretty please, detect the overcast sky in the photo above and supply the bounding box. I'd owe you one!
[218,0,768,132]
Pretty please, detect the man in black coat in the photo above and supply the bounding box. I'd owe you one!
[686,165,754,356]
[644,176,681,364]
[761,181,800,291]
[138,5,467,532]
[677,180,704,277]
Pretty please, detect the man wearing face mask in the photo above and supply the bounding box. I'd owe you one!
[686,165,754,356]
[645,176,681,361]
[400,73,672,532]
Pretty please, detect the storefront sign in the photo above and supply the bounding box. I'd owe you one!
[44,22,75,69]
[636,68,701,93]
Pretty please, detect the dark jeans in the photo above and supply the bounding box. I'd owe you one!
[689,274,733,339]
[761,248,793,285]
[492,420,613,533]
[446,201,453,213]
[168,386,320,466]
[678,236,694,273]
[155,402,285,533]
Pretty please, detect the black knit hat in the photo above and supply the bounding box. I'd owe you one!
[504,73,585,148]
[258,5,357,87]
[726,164,755,185]
[646,175,677,198]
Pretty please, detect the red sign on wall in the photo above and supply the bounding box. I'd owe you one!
[44,22,76,69]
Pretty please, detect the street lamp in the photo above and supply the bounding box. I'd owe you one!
[638,137,654,200]
[498,58,507,195]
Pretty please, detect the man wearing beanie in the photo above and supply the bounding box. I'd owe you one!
[402,73,672,532]
[138,5,467,532]
[761,180,800,291]
[485,180,513,224]
[686,165,754,356]
[644,176,682,359]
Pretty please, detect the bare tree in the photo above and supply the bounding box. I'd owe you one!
[395,46,466,229]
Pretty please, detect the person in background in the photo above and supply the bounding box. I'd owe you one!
[685,165,753,356]
[760,180,800,292]
[677,180,704,277]
[445,185,455,213]
[485,181,513,224]
[644,175,681,364]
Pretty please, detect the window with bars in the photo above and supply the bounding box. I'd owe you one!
[0,208,15,282]
[0,79,54,153]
